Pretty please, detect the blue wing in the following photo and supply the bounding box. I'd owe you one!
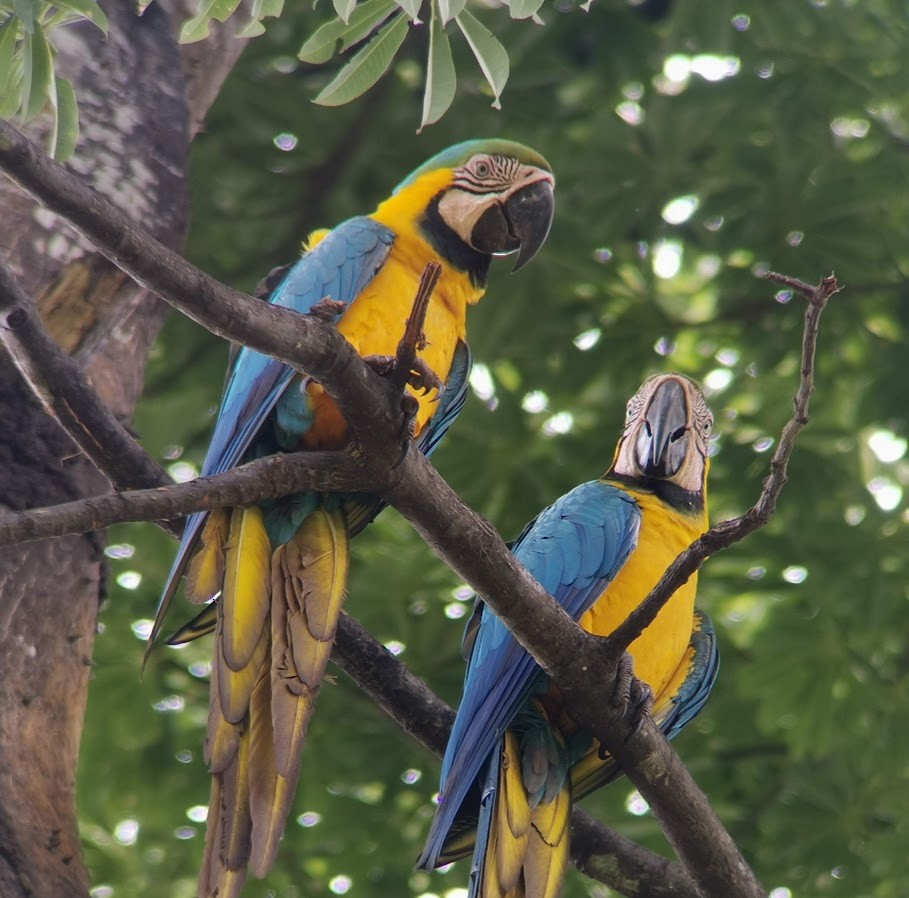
[418,481,641,869]
[151,218,394,643]
[657,608,719,740]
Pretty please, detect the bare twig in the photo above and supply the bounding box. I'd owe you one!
[604,273,839,655]
[390,261,442,394]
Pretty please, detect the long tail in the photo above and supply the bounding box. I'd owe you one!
[469,731,571,898]
[198,504,350,898]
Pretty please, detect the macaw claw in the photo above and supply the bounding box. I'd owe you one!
[596,654,654,758]
[308,297,347,321]
[363,354,446,399]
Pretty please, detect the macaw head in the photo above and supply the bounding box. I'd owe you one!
[611,374,712,504]
[392,139,555,277]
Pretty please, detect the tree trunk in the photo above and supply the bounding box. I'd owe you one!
[0,2,247,893]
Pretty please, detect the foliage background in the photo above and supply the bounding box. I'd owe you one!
[75,1,909,896]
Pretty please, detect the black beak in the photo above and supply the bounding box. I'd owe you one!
[469,178,555,271]
[635,378,690,478]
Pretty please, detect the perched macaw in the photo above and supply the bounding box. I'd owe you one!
[150,140,555,898]
[418,373,719,898]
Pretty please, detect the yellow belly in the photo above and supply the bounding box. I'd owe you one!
[578,488,707,701]
[300,236,480,450]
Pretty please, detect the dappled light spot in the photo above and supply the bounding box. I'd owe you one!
[704,368,733,394]
[697,254,722,278]
[593,246,612,263]
[769,889,792,898]
[716,348,740,366]
[153,695,185,713]
[661,194,699,225]
[104,543,135,559]
[113,819,139,846]
[867,477,902,511]
[167,461,198,483]
[444,603,467,620]
[757,61,775,79]
[130,619,154,640]
[521,390,549,413]
[452,584,473,601]
[785,231,804,247]
[384,640,406,656]
[401,768,422,785]
[329,874,352,894]
[782,566,808,584]
[831,117,869,139]
[174,827,195,840]
[844,506,866,526]
[654,336,676,357]
[747,566,766,580]
[298,811,322,828]
[187,805,208,823]
[753,436,774,453]
[175,750,193,764]
[653,240,682,279]
[868,429,907,463]
[615,101,644,126]
[117,571,142,590]
[468,363,496,406]
[188,660,212,678]
[162,444,183,460]
[622,81,644,100]
[625,790,649,816]
[273,132,298,151]
[444,889,469,898]
[732,13,750,30]
[663,54,741,85]
[573,328,601,351]
[89,887,114,898]
[704,215,725,231]
[542,411,574,436]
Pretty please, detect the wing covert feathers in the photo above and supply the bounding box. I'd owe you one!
[186,509,231,603]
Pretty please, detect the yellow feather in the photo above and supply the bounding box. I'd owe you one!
[185,508,230,603]
[217,620,269,726]
[221,507,272,671]
[495,733,532,894]
[523,786,571,898]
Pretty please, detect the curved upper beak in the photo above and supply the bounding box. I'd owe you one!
[634,377,690,478]
[505,177,555,270]
[468,173,555,270]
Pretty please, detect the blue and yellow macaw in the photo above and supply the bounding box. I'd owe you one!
[418,373,719,898]
[150,140,555,898]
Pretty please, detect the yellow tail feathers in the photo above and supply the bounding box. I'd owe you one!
[480,733,572,898]
[199,505,350,898]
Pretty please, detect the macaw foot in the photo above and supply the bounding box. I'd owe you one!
[597,654,654,758]
[308,297,348,321]
[363,354,445,399]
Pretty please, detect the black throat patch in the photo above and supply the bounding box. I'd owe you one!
[608,472,705,515]
[420,195,491,289]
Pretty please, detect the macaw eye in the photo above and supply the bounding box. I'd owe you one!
[474,160,491,178]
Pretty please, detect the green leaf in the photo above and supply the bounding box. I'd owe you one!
[51,76,79,160]
[14,0,36,34]
[507,0,545,20]
[419,4,455,130]
[314,12,407,107]
[21,26,52,122]
[298,0,396,64]
[436,0,466,24]
[237,0,283,36]
[332,0,357,24]
[393,0,422,22]
[179,0,243,44]
[52,0,109,32]
[0,19,19,105]
[455,10,509,107]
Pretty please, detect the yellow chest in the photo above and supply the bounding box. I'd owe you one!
[578,489,707,700]
[302,232,481,449]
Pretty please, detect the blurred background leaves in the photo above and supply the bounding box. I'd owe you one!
[74,1,909,896]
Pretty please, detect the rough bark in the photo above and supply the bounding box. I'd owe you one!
[0,1,247,894]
